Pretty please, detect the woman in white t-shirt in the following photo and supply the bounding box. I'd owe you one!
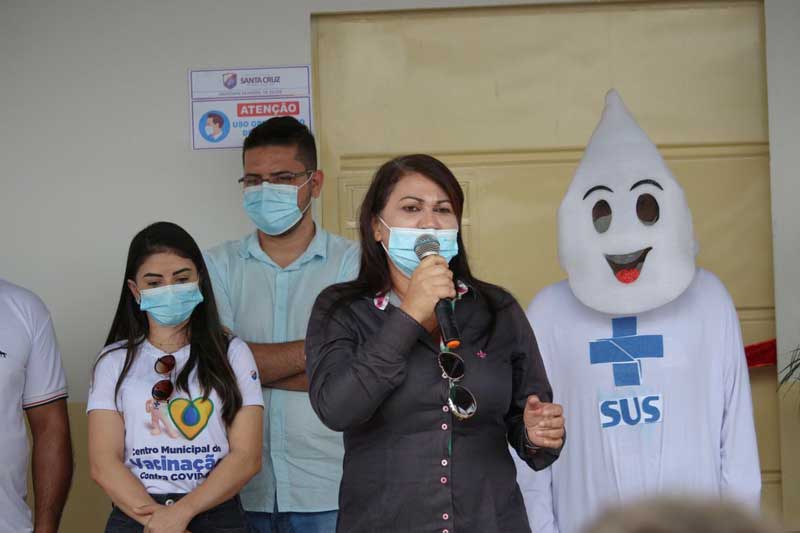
[88,222,264,533]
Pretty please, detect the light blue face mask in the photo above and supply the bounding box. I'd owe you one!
[243,176,312,236]
[139,282,204,326]
[380,218,459,277]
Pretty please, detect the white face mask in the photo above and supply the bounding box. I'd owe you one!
[558,90,697,315]
[243,176,313,236]
[204,125,215,137]
[378,217,459,277]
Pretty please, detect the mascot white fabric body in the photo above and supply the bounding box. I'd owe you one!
[515,90,761,533]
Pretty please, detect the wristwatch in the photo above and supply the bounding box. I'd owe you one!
[523,427,541,453]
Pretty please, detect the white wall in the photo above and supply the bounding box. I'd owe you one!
[1,0,797,402]
[765,0,800,377]
[0,0,527,401]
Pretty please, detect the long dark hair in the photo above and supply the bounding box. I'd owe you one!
[330,154,508,333]
[94,221,242,426]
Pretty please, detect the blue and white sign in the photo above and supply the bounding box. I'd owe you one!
[190,66,312,150]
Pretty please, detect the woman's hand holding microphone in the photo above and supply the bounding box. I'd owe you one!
[399,255,456,325]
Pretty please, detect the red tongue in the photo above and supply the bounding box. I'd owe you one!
[616,269,640,284]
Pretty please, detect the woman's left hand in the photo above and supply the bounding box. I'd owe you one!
[523,395,565,449]
[136,502,193,533]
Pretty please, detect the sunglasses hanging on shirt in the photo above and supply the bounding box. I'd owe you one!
[438,349,477,420]
[151,354,176,402]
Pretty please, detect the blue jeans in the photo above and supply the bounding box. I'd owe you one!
[245,506,337,533]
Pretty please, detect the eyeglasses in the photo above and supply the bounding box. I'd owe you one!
[438,351,477,420]
[151,354,175,402]
[237,170,315,188]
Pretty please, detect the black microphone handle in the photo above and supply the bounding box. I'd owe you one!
[435,298,461,349]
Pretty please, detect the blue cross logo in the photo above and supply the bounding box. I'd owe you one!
[590,317,663,387]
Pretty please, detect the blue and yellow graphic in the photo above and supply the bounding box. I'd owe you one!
[168,398,214,440]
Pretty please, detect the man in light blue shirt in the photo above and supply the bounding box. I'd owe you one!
[205,117,359,533]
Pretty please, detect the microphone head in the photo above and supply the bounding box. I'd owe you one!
[414,233,440,260]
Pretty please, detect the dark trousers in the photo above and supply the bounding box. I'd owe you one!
[104,493,248,533]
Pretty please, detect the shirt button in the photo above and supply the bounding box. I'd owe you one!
[442,405,449,412]
[440,476,448,484]
[442,513,450,520]
[441,459,448,466]
[441,423,448,430]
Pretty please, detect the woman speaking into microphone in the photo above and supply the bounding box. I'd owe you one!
[305,154,564,533]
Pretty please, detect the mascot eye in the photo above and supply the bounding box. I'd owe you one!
[636,193,660,225]
[592,200,612,234]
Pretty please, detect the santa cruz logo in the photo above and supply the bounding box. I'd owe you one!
[222,72,237,90]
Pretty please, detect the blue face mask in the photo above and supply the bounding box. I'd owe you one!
[380,218,459,277]
[139,282,204,326]
[243,176,312,236]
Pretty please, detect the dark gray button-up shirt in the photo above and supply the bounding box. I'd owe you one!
[306,282,560,533]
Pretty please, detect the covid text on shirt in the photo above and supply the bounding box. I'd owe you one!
[129,449,220,482]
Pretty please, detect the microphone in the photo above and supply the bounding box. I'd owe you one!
[414,234,461,350]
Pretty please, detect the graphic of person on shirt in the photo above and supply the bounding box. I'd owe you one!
[145,398,179,438]
[514,90,762,533]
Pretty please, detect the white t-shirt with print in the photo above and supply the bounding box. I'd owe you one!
[87,336,263,494]
[0,279,68,533]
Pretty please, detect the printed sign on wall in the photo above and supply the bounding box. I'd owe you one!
[190,66,312,150]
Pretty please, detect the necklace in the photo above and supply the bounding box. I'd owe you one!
[149,338,188,353]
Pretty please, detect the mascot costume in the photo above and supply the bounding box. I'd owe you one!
[515,90,761,533]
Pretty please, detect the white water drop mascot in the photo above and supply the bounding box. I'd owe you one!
[515,90,761,533]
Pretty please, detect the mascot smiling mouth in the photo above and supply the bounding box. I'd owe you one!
[605,247,653,284]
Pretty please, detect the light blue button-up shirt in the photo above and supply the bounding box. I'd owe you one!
[204,226,359,513]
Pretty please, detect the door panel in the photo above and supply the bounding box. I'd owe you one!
[314,0,781,520]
